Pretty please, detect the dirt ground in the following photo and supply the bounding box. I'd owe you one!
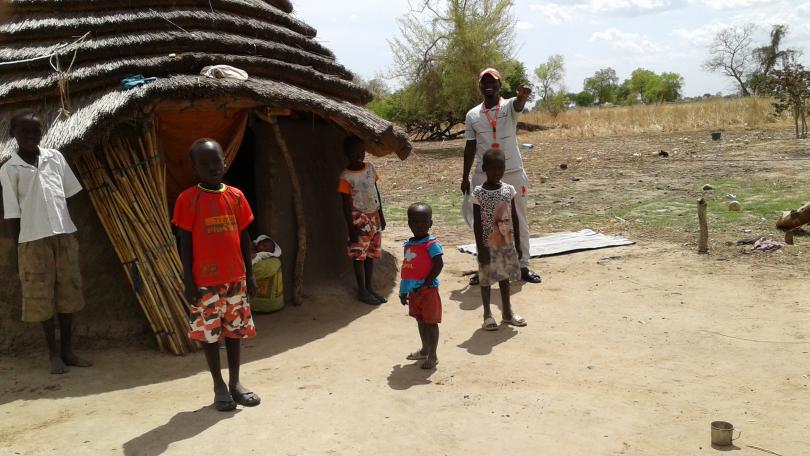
[1,127,809,455]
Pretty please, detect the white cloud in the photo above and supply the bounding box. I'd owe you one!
[586,0,676,14]
[672,22,729,46]
[516,20,535,30]
[528,3,573,24]
[673,1,810,48]
[687,0,777,9]
[590,28,667,53]
[528,0,679,23]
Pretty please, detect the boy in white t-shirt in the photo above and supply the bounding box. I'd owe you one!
[0,109,92,374]
[461,68,542,285]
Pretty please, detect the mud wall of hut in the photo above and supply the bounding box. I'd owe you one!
[0,184,150,353]
[252,116,350,300]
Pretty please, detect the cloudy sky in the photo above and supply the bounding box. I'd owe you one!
[292,0,810,97]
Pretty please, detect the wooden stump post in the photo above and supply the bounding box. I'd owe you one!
[698,198,708,254]
[785,228,796,245]
[270,119,306,306]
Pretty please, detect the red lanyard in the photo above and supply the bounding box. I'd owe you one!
[481,98,502,148]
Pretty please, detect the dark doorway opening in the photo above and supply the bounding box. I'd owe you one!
[224,126,258,238]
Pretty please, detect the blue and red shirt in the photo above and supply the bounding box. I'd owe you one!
[400,235,443,294]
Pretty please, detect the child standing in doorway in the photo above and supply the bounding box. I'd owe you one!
[472,149,528,331]
[173,138,260,412]
[399,203,444,370]
[338,136,387,305]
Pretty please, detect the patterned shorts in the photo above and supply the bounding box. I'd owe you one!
[347,211,382,261]
[188,280,256,344]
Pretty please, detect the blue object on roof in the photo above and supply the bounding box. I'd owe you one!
[120,74,158,91]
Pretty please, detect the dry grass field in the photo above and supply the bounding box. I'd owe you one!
[522,97,782,139]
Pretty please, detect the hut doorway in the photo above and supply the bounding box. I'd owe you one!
[223,126,258,239]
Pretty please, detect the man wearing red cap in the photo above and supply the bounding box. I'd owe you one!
[461,68,542,285]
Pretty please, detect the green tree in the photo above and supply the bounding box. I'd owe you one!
[583,68,619,104]
[615,79,631,105]
[750,24,790,94]
[625,69,684,104]
[533,54,565,103]
[500,60,533,100]
[387,0,517,139]
[575,91,595,107]
[543,92,569,117]
[628,68,658,104]
[533,54,566,116]
[768,53,809,138]
[645,72,684,103]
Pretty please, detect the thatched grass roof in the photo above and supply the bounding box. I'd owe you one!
[0,0,411,160]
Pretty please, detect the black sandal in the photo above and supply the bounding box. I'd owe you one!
[469,273,480,286]
[521,270,542,284]
[214,392,237,412]
[232,390,261,407]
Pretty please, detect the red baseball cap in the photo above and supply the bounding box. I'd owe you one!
[479,68,501,81]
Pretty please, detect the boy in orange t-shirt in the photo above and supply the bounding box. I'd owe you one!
[173,138,260,412]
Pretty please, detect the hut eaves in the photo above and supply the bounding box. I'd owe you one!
[0,0,411,160]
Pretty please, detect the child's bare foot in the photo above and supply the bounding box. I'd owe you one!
[62,352,92,368]
[357,290,382,306]
[229,382,261,407]
[420,357,438,370]
[406,349,428,360]
[50,355,69,374]
[367,289,388,303]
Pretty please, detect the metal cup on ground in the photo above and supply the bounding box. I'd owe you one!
[711,421,740,447]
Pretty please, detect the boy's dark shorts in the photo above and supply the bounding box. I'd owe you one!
[408,287,442,324]
[18,234,85,322]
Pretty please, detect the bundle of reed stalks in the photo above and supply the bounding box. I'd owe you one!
[75,119,195,355]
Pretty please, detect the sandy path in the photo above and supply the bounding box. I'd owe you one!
[1,230,808,455]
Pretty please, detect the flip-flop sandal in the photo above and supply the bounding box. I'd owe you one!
[358,294,382,306]
[521,271,542,284]
[482,316,499,331]
[214,392,237,412]
[232,391,261,407]
[420,359,439,370]
[469,274,480,286]
[406,351,428,360]
[503,314,527,327]
[369,291,388,303]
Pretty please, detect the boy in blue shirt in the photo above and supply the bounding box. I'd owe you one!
[399,203,444,369]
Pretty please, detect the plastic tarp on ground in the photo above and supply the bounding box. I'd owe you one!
[156,109,249,205]
[458,229,634,258]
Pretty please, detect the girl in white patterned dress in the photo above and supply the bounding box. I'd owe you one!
[471,149,528,331]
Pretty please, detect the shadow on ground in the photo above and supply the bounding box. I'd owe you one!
[448,281,525,312]
[387,363,435,390]
[0,250,399,406]
[122,407,241,456]
[124,406,240,456]
[457,326,518,356]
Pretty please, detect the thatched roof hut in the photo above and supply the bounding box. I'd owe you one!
[0,0,411,354]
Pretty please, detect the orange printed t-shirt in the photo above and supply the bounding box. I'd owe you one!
[172,184,254,287]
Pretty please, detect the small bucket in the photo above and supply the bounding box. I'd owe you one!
[711,421,740,447]
[711,132,722,141]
